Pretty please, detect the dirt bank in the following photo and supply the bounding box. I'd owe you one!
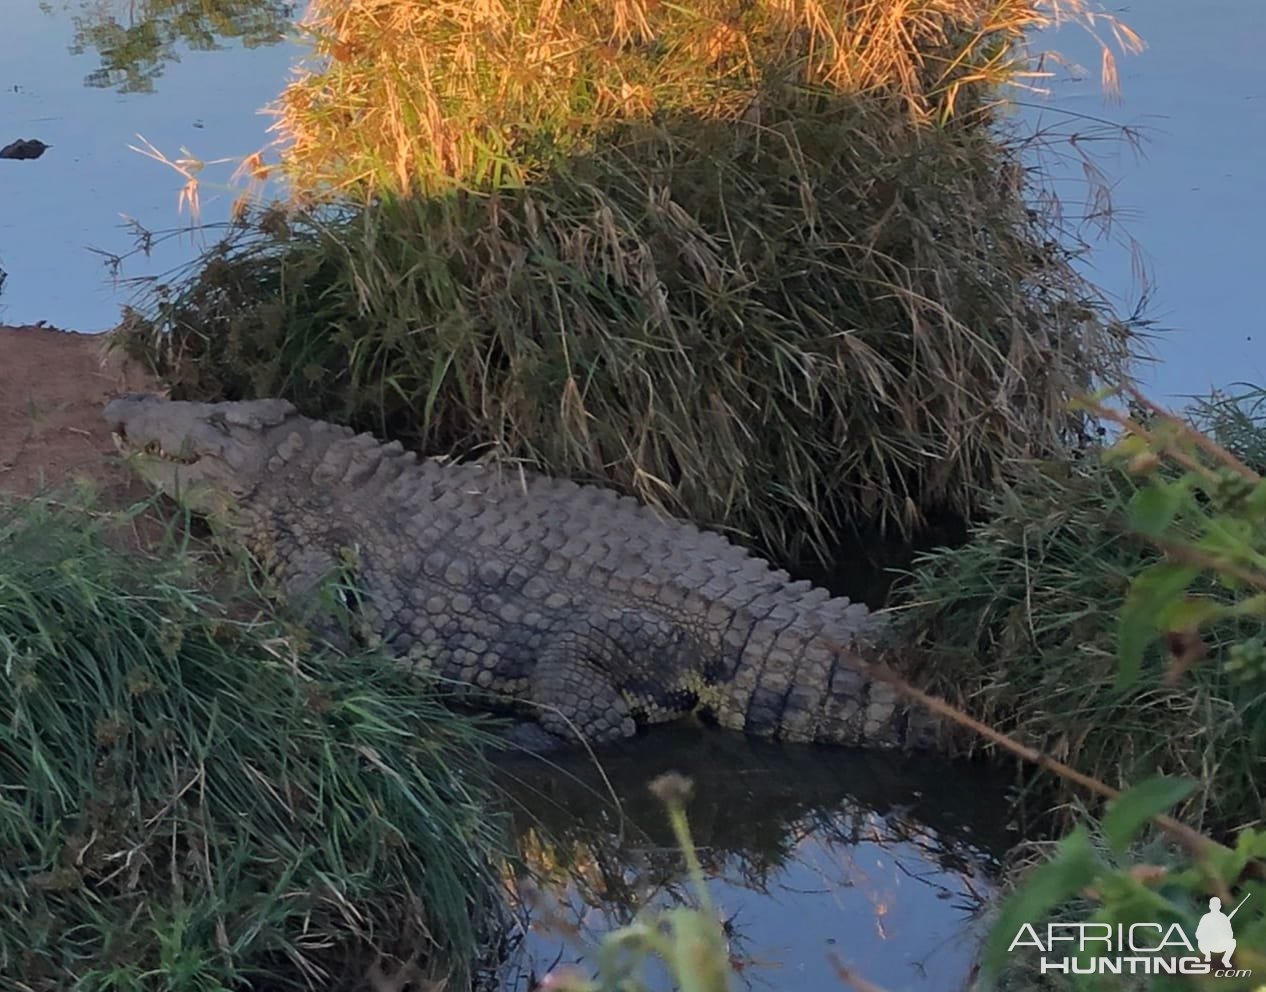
[0,324,157,501]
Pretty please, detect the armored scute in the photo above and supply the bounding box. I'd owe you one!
[106,394,929,749]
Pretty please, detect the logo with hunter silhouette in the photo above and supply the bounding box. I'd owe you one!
[1010,891,1254,977]
[1196,895,1250,970]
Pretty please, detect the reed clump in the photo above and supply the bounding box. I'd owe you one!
[273,0,1129,195]
[895,388,1266,834]
[0,495,508,990]
[119,105,1134,563]
[118,0,1139,566]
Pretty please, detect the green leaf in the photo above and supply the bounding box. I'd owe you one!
[1103,432,1149,462]
[422,351,457,427]
[1198,517,1256,562]
[1118,563,1199,686]
[1157,596,1229,633]
[1102,776,1197,854]
[982,826,1100,978]
[1232,593,1266,617]
[1128,562,1201,605]
[1234,827,1266,860]
[1243,479,1266,516]
[667,910,732,992]
[1117,609,1151,688]
[1070,386,1118,413]
[1128,483,1186,537]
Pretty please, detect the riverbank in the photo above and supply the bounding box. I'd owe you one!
[0,324,156,501]
[0,332,512,987]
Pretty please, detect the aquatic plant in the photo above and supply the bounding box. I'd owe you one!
[972,390,1266,991]
[0,494,508,990]
[898,389,1266,836]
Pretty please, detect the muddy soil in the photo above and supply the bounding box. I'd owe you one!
[0,324,158,501]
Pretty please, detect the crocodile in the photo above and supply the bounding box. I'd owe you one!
[104,394,931,749]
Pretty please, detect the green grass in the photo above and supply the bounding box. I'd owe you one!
[0,494,509,990]
[894,414,1266,835]
[1190,384,1266,473]
[116,92,1135,568]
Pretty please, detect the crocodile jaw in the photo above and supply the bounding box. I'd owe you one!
[109,429,235,514]
[103,393,288,514]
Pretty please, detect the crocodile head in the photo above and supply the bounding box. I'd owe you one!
[104,394,298,516]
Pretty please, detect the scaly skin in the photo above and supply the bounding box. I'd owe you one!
[104,394,929,749]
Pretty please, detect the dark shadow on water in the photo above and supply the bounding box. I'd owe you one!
[794,507,973,607]
[488,724,1014,992]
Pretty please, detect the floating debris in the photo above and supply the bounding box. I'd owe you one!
[1,139,51,160]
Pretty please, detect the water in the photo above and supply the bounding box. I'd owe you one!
[491,727,1010,992]
[1020,0,1266,401]
[0,1,299,331]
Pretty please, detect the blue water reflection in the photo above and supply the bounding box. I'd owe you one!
[1020,0,1266,400]
[492,727,1008,992]
[0,2,298,331]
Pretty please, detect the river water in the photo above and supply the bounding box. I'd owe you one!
[2,1,1261,987]
[1022,1,1266,401]
[490,727,1009,992]
[1,1,296,332]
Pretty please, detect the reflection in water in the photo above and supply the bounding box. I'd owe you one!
[3,3,298,330]
[48,0,295,92]
[491,726,1012,992]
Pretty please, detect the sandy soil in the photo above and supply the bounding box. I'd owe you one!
[0,323,158,502]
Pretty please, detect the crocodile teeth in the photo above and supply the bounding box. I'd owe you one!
[149,442,198,464]
[111,433,197,464]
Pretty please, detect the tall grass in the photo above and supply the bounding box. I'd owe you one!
[275,0,1138,197]
[1190,385,1266,473]
[895,411,1266,834]
[0,495,508,989]
[118,92,1135,564]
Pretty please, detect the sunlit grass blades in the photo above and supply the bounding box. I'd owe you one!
[120,94,1134,566]
[275,0,1139,196]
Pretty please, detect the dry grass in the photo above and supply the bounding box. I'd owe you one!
[273,0,1139,198]
[119,92,1136,563]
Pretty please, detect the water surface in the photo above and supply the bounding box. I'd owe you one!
[491,726,1011,992]
[1024,0,1266,400]
[1,1,298,331]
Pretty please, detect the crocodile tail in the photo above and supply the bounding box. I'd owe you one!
[714,594,931,748]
